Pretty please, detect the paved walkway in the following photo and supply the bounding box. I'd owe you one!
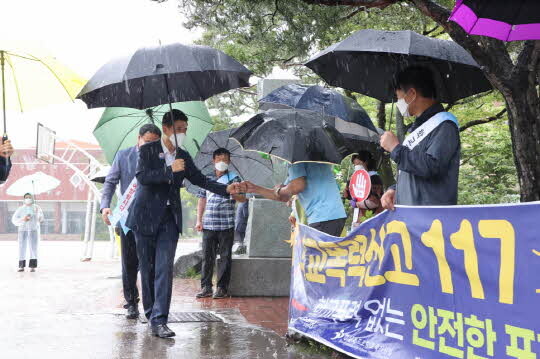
[0,241,327,359]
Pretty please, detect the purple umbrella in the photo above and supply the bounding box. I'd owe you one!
[449,0,540,41]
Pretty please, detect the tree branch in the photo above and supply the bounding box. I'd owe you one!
[410,0,513,84]
[237,89,257,96]
[377,100,386,130]
[422,25,440,36]
[460,152,483,166]
[301,0,396,8]
[340,6,368,21]
[459,109,507,132]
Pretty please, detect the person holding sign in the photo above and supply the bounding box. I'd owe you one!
[100,123,162,320]
[380,66,460,209]
[12,193,44,272]
[343,152,383,226]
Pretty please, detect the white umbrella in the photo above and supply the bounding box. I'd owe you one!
[7,171,60,196]
[89,166,111,184]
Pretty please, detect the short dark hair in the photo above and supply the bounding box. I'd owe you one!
[162,109,188,127]
[213,147,231,159]
[23,193,32,199]
[395,66,437,99]
[139,123,161,137]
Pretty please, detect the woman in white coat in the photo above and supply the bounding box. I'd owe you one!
[12,193,44,272]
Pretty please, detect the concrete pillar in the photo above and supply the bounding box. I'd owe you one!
[0,201,7,233]
[54,202,62,233]
[61,204,67,234]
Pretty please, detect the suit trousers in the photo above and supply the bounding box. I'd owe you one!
[120,229,139,306]
[201,228,234,290]
[134,208,179,326]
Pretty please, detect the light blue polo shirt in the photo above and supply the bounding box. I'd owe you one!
[286,162,346,225]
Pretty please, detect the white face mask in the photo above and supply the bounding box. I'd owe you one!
[24,198,33,205]
[396,93,415,118]
[215,161,229,172]
[396,98,411,117]
[169,133,186,148]
[354,164,365,172]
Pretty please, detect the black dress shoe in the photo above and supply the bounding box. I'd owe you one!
[196,287,213,298]
[126,304,139,319]
[213,287,229,299]
[151,324,175,338]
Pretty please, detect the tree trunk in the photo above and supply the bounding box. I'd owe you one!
[375,101,395,188]
[395,108,405,143]
[504,83,540,202]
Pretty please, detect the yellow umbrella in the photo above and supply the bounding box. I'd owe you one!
[0,42,86,137]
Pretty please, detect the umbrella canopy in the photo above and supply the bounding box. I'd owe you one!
[77,43,252,110]
[305,29,492,103]
[184,128,278,195]
[230,109,353,165]
[259,83,377,132]
[0,42,86,133]
[258,83,380,156]
[450,0,540,41]
[94,101,213,164]
[7,171,60,196]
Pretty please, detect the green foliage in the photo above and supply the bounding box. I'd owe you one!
[184,266,201,279]
[458,118,519,205]
[180,188,201,237]
[171,0,519,204]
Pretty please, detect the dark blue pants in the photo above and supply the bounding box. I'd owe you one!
[119,229,139,306]
[134,211,178,326]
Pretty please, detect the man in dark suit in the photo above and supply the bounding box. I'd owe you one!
[0,138,14,184]
[126,109,244,338]
[100,124,162,319]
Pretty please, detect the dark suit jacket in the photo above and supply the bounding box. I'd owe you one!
[0,157,11,184]
[126,140,229,236]
[100,146,138,211]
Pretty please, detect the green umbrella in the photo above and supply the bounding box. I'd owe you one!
[93,101,213,164]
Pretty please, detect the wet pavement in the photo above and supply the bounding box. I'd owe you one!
[0,241,332,359]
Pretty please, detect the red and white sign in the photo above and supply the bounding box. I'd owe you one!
[350,170,372,202]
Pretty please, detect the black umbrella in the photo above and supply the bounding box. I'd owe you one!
[258,83,381,157]
[259,83,377,132]
[184,128,280,195]
[77,43,252,109]
[230,109,353,165]
[305,29,492,103]
[449,0,540,41]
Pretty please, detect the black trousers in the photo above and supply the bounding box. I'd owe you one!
[134,209,179,326]
[201,229,234,290]
[310,218,346,237]
[120,229,139,306]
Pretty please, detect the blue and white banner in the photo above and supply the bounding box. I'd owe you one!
[288,202,540,359]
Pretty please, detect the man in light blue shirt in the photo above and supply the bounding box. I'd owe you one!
[245,162,346,236]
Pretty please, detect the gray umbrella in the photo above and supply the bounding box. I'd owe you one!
[77,43,252,109]
[305,29,492,103]
[184,128,282,195]
[231,109,353,165]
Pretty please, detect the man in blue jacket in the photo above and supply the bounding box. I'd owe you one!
[380,66,461,208]
[126,109,244,338]
[100,123,161,319]
[0,138,14,184]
